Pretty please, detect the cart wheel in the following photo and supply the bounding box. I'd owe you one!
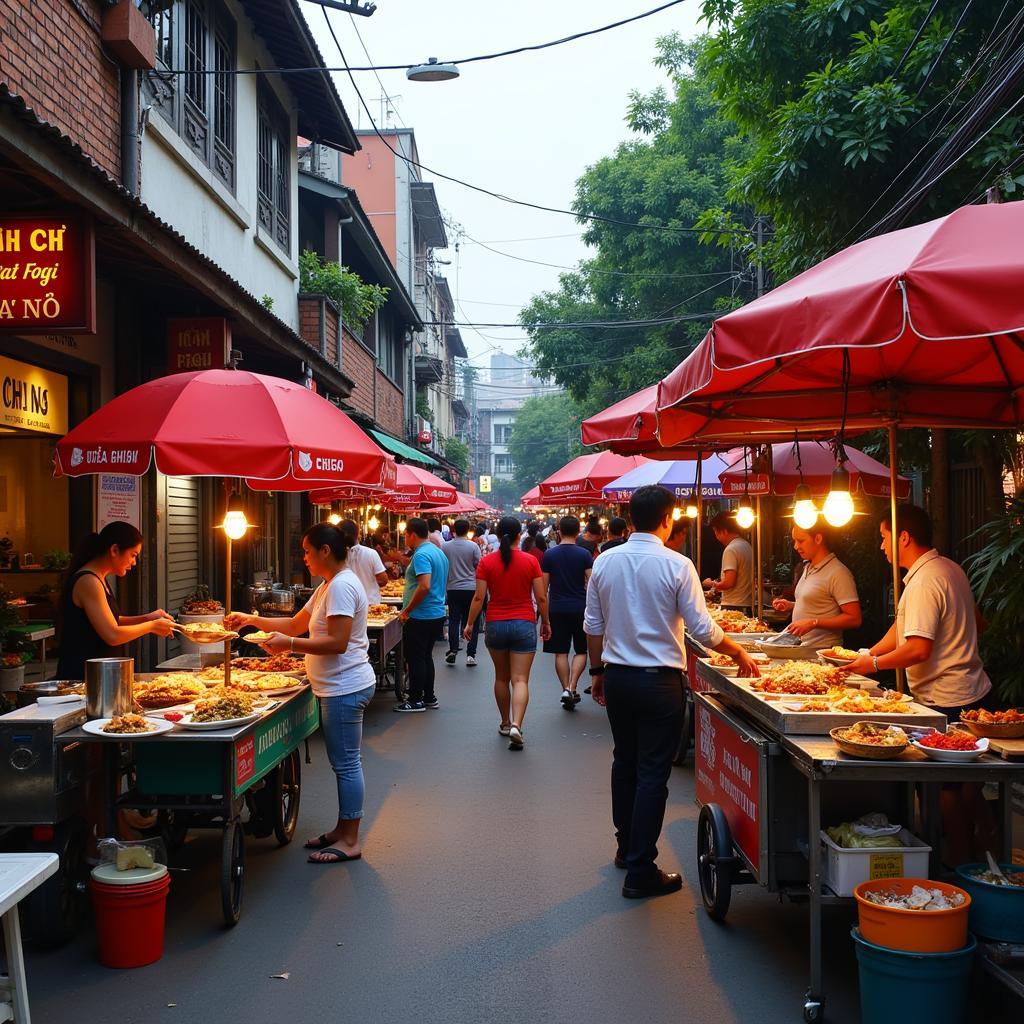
[673,692,694,765]
[697,803,734,921]
[28,818,87,948]
[220,816,245,927]
[803,999,824,1023]
[273,749,302,846]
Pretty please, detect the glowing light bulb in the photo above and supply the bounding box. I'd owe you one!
[328,513,342,526]
[791,484,818,530]
[397,519,407,533]
[672,507,682,521]
[735,504,756,531]
[685,503,699,519]
[222,510,248,540]
[823,466,854,527]
[368,515,380,532]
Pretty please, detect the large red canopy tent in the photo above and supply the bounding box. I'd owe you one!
[311,463,456,510]
[537,452,648,504]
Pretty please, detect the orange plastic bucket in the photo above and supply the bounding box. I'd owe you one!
[90,865,170,968]
[854,878,970,953]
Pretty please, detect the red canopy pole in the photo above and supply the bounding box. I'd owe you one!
[888,423,905,694]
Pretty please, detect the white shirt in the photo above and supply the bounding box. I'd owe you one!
[302,570,375,697]
[897,549,991,708]
[345,543,386,604]
[720,537,753,608]
[485,532,500,553]
[792,553,859,648]
[428,531,444,549]
[584,533,724,670]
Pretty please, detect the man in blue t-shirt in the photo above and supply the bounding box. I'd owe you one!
[396,518,449,712]
[542,515,593,708]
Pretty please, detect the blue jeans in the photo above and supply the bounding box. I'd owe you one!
[485,618,537,652]
[319,683,376,820]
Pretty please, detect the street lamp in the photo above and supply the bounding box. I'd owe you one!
[407,57,459,82]
[220,494,252,613]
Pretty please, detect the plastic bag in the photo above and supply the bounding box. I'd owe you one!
[97,837,167,871]
[826,814,904,849]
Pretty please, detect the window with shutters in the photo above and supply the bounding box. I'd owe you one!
[258,84,292,256]
[142,0,236,191]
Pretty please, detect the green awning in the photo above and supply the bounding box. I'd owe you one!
[370,429,440,468]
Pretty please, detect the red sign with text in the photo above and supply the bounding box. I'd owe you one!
[167,317,231,374]
[722,473,771,497]
[0,213,96,333]
[694,698,762,874]
[235,735,256,788]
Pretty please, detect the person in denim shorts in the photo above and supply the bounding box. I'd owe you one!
[465,516,551,749]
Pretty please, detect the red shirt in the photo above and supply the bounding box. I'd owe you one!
[477,550,541,621]
[528,546,544,567]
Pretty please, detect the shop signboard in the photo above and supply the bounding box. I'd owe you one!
[722,473,770,497]
[0,213,96,333]
[166,317,231,374]
[0,353,68,434]
[479,475,492,494]
[95,474,141,530]
[695,698,762,874]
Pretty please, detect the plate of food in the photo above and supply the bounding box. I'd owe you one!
[958,708,1024,739]
[174,622,239,644]
[831,722,909,759]
[133,674,209,708]
[818,645,862,667]
[701,652,740,676]
[750,662,846,695]
[243,630,276,644]
[84,714,177,738]
[231,654,305,674]
[912,729,989,761]
[217,672,308,696]
[173,692,270,730]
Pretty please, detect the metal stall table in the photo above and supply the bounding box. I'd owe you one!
[368,616,405,701]
[690,658,1024,1023]
[60,687,318,926]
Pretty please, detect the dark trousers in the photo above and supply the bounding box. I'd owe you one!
[446,590,480,656]
[404,617,443,702]
[604,666,684,884]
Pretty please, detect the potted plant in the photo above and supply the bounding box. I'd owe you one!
[42,549,71,571]
[0,587,32,691]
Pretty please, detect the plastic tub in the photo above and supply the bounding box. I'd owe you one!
[852,927,975,1024]
[820,829,931,898]
[854,878,970,953]
[954,863,1024,942]
[90,863,170,968]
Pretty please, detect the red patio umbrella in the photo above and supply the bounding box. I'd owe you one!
[55,369,396,491]
[537,452,648,503]
[311,463,457,510]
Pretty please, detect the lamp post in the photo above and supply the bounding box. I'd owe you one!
[221,495,250,615]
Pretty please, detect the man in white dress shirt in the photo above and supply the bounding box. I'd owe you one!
[585,485,759,900]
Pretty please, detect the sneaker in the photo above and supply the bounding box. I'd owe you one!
[423,696,439,709]
[560,688,573,708]
[571,691,582,704]
[466,656,477,667]
[508,725,524,749]
[445,651,457,666]
[393,700,426,713]
[498,723,512,736]
[584,686,592,695]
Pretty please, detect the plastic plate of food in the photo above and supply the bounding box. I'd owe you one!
[700,655,738,676]
[818,646,862,668]
[83,715,177,738]
[830,722,910,759]
[957,708,1024,739]
[911,730,990,761]
[174,623,239,644]
[242,630,275,644]
[171,695,276,730]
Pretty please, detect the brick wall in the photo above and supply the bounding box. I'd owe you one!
[0,0,121,179]
[376,370,404,437]
[342,323,374,419]
[325,304,339,366]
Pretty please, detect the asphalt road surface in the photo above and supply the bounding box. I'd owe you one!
[24,650,1011,1023]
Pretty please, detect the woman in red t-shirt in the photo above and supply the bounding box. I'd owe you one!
[464,516,551,749]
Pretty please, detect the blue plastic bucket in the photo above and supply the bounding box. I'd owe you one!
[954,863,1024,942]
[852,927,975,1024]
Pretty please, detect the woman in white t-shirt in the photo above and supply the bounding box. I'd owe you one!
[225,523,375,865]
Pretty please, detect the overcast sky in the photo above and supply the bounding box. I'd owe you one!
[301,0,705,369]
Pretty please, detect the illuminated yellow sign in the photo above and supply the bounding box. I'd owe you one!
[0,354,68,434]
[479,475,492,494]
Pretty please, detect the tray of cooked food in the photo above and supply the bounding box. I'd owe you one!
[366,603,399,625]
[830,722,910,759]
[230,653,306,675]
[957,707,1024,738]
[381,580,406,598]
[83,713,176,738]
[133,672,210,708]
[173,621,239,644]
[169,692,274,731]
[200,670,308,696]
[711,608,770,634]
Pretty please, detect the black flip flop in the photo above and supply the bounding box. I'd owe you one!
[308,848,362,864]
[304,833,332,850]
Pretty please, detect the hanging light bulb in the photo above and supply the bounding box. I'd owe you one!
[672,507,682,521]
[397,519,407,534]
[823,465,855,527]
[368,515,380,532]
[328,513,342,526]
[792,483,819,530]
[685,502,699,519]
[735,502,756,531]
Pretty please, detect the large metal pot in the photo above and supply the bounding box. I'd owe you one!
[266,587,296,613]
[245,582,273,613]
[16,680,83,709]
[85,658,134,719]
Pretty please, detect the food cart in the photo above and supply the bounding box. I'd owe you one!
[367,612,405,701]
[687,642,1024,1021]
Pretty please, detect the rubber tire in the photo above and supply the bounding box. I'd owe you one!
[803,1000,824,1023]
[220,816,245,927]
[673,692,694,765]
[697,803,734,921]
[273,749,301,846]
[27,819,87,948]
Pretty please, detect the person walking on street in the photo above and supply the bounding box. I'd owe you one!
[226,524,375,864]
[541,515,593,709]
[444,518,482,667]
[576,517,603,555]
[339,519,388,604]
[395,518,449,713]
[427,517,445,549]
[585,485,759,899]
[464,516,551,749]
[600,517,629,552]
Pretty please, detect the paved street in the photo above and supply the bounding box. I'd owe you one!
[31,652,869,1024]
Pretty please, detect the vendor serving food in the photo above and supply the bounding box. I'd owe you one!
[703,512,753,613]
[771,525,861,648]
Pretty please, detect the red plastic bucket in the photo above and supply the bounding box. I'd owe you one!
[90,869,170,968]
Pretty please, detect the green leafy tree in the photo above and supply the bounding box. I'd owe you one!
[520,36,749,406]
[299,250,389,332]
[509,395,584,493]
[443,436,469,474]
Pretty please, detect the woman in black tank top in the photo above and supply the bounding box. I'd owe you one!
[54,522,176,680]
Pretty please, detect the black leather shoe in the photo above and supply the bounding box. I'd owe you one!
[614,853,627,869]
[622,870,683,899]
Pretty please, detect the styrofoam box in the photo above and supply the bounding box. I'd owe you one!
[820,829,932,897]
